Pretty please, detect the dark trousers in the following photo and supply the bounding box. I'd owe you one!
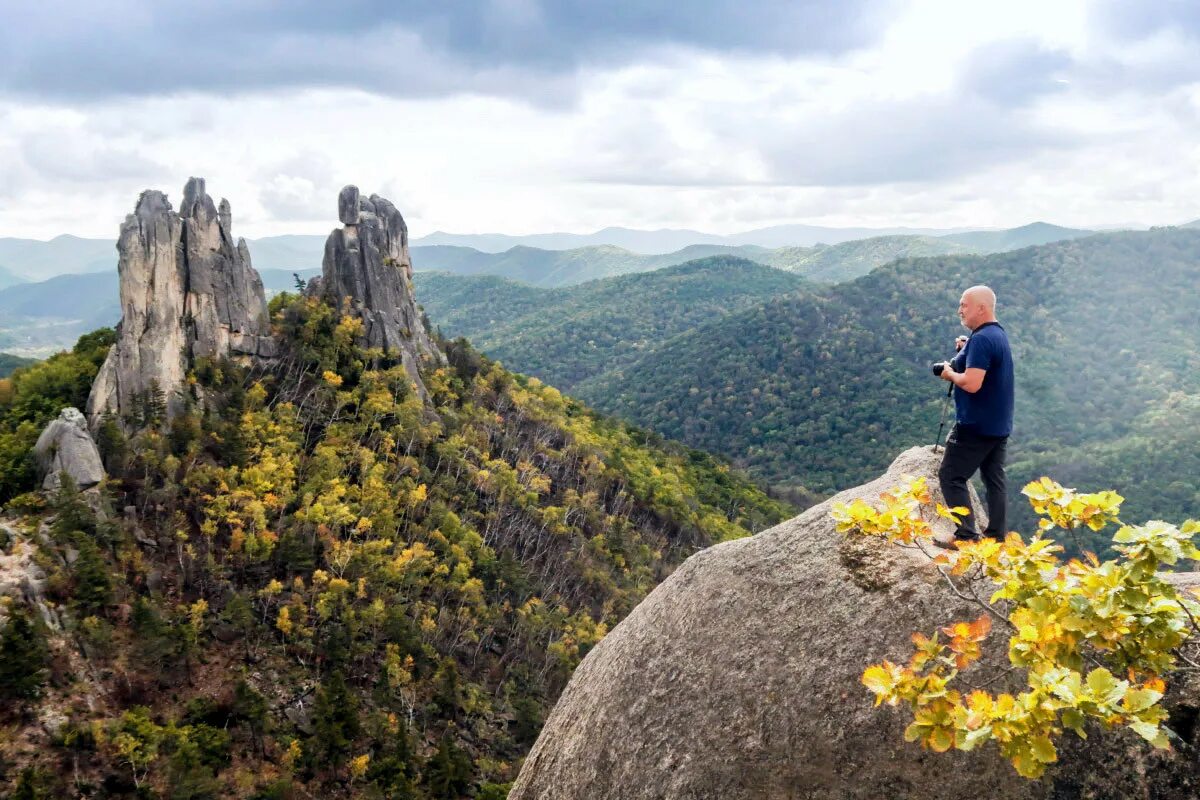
[937,424,1008,539]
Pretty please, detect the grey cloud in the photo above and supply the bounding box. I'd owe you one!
[1092,0,1200,41]
[759,96,1075,186]
[1075,1,1200,94]
[958,39,1071,105]
[20,129,166,183]
[579,48,1085,189]
[252,153,343,222]
[0,0,888,103]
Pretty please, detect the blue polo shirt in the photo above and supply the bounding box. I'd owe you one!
[949,321,1013,438]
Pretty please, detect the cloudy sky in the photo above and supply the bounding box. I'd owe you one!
[1,0,1197,239]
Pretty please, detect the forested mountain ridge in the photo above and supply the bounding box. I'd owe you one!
[0,184,789,799]
[415,257,809,391]
[751,234,972,282]
[939,222,1094,252]
[410,236,974,287]
[567,228,1200,537]
[0,353,36,378]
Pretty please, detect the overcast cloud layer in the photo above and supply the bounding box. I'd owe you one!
[0,0,1197,239]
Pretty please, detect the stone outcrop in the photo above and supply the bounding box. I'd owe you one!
[86,178,274,427]
[510,446,1200,800]
[0,520,55,629]
[312,186,443,398]
[33,408,104,491]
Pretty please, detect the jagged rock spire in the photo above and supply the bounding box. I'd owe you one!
[314,185,443,398]
[87,178,274,428]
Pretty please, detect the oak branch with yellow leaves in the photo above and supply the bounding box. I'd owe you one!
[831,476,1200,779]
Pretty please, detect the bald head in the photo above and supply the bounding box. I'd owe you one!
[958,285,997,330]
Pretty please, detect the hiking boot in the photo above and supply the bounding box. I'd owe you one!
[932,532,980,550]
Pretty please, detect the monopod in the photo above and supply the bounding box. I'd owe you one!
[933,382,953,453]
[932,335,967,452]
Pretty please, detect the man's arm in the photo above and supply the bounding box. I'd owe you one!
[940,331,992,392]
[940,365,986,393]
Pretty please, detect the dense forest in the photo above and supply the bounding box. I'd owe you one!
[415,228,1200,549]
[0,293,788,798]
[579,229,1200,548]
[415,257,807,392]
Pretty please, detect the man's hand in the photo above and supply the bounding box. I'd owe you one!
[938,363,955,382]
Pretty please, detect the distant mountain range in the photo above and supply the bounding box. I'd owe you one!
[938,222,1094,253]
[410,236,977,287]
[0,224,1094,356]
[0,235,118,282]
[411,224,975,253]
[0,221,1106,357]
[0,271,121,356]
[410,221,1096,253]
[0,264,24,291]
[0,222,1099,283]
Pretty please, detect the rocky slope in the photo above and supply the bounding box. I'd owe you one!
[511,446,1200,800]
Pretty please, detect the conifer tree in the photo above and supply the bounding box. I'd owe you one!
[69,534,113,615]
[423,734,473,798]
[312,670,360,767]
[0,606,50,708]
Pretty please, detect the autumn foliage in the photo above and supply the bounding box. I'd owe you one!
[833,476,1200,778]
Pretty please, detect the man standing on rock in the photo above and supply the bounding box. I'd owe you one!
[933,285,1014,548]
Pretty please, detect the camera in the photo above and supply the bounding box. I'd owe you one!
[931,361,947,377]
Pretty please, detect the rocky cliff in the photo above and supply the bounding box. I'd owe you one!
[312,185,443,398]
[86,178,274,427]
[510,446,1200,800]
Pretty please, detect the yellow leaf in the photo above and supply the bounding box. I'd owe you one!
[928,727,955,753]
[1030,735,1057,763]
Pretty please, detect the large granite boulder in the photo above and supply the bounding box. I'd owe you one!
[511,446,1200,800]
[86,178,274,428]
[33,408,104,491]
[314,186,443,398]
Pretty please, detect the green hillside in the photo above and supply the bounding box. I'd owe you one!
[756,235,971,282]
[939,222,1094,253]
[414,273,550,334]
[0,353,36,378]
[414,257,808,391]
[0,296,788,797]
[564,229,1200,540]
